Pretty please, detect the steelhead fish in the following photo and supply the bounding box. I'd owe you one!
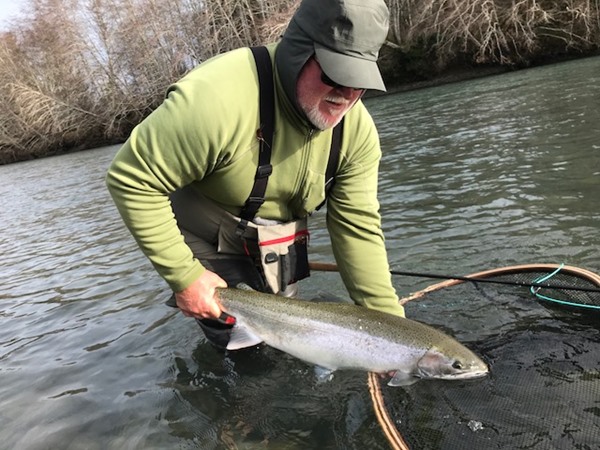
[216,286,489,386]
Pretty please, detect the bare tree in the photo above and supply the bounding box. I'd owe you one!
[0,0,598,163]
[386,0,600,69]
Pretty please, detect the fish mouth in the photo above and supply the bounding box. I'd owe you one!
[436,369,489,381]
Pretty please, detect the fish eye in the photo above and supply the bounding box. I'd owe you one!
[452,361,464,370]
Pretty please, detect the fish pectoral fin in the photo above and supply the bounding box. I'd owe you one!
[226,325,263,350]
[314,366,335,383]
[387,370,420,387]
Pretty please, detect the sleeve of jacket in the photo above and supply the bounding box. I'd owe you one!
[325,106,405,317]
[105,72,230,292]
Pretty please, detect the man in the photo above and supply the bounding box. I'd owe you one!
[106,0,405,345]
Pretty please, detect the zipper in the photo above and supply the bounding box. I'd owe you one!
[291,128,315,200]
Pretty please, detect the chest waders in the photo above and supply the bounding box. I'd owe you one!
[171,46,343,347]
[234,46,344,296]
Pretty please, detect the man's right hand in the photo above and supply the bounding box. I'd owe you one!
[175,270,227,319]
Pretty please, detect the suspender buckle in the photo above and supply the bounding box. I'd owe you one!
[246,196,266,207]
[235,219,249,236]
[256,164,273,178]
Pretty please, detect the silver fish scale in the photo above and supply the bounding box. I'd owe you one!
[217,288,487,378]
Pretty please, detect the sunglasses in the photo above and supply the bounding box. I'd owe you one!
[314,57,346,89]
[320,70,345,90]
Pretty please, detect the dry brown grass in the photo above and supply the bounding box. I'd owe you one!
[387,0,600,69]
[0,0,598,163]
[0,0,298,163]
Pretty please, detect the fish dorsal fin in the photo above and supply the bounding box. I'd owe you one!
[226,325,263,350]
[309,292,353,304]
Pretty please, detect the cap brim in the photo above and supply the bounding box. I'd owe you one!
[315,44,386,92]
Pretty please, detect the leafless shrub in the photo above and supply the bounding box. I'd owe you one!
[0,0,598,163]
[0,0,301,163]
[0,0,104,161]
[387,0,600,69]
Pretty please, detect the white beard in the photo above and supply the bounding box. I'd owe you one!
[304,105,342,130]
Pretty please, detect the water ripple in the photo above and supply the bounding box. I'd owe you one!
[1,58,600,449]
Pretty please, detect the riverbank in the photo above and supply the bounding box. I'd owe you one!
[377,65,510,97]
[2,0,598,166]
[376,50,600,96]
[0,65,512,165]
[1,54,598,165]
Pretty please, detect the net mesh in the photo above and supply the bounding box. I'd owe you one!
[370,264,600,450]
[399,264,600,309]
[527,266,600,309]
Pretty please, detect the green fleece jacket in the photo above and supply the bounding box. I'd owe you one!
[106,43,404,317]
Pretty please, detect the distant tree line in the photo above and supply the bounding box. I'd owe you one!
[1,0,598,164]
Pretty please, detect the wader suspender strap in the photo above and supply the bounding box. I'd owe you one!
[237,46,343,234]
[326,120,343,189]
[237,46,275,235]
[319,118,344,210]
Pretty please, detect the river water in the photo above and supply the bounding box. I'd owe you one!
[1,56,599,449]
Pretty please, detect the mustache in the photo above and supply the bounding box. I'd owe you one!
[324,95,350,105]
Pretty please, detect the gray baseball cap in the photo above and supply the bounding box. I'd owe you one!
[283,0,389,91]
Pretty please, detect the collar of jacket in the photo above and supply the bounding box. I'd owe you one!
[275,70,314,136]
[268,41,316,134]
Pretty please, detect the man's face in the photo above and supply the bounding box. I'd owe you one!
[296,57,365,130]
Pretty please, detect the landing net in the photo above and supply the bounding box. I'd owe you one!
[369,263,600,450]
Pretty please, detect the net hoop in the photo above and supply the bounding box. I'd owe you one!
[399,263,600,305]
[367,372,410,450]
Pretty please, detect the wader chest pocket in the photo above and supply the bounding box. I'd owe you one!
[216,216,310,294]
[255,219,310,294]
[279,238,309,292]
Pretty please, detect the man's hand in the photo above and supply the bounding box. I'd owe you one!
[175,270,227,319]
